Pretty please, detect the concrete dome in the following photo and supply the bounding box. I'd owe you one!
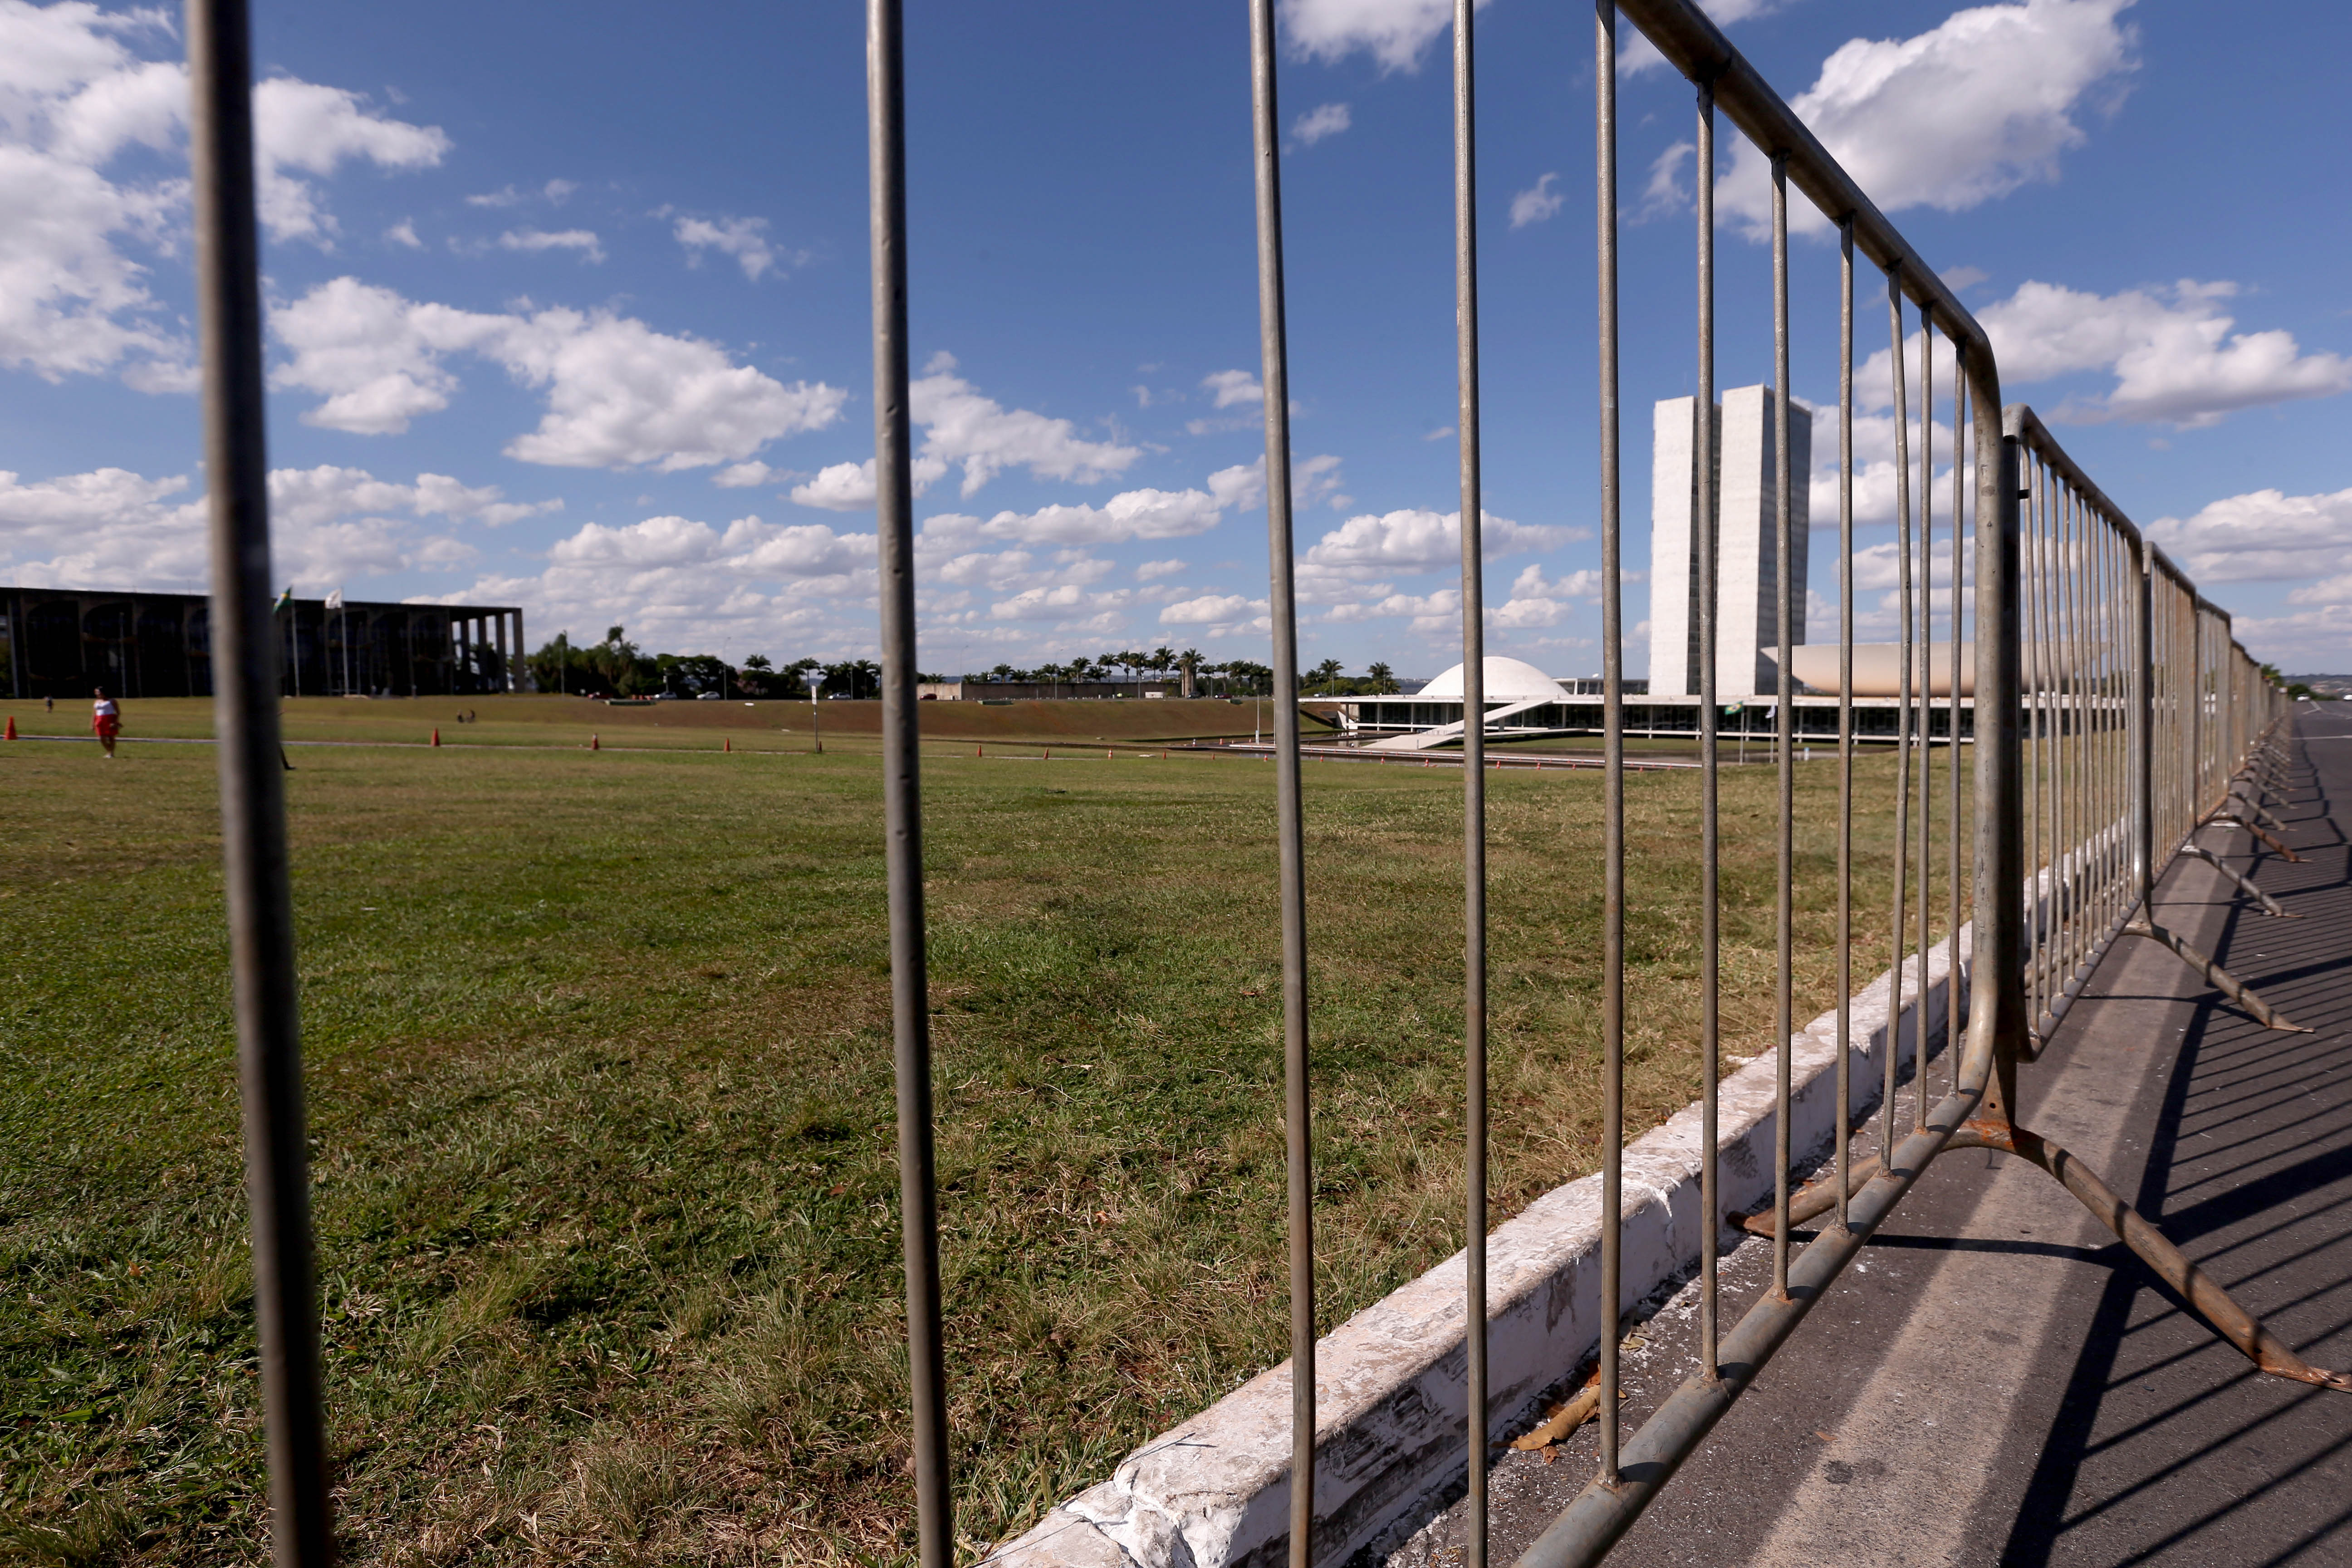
[1416,656,1564,702]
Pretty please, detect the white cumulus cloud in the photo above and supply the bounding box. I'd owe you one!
[1510,172,1563,229]
[448,510,880,655]
[1290,103,1352,147]
[1201,368,1264,409]
[1303,507,1583,572]
[2147,487,2352,585]
[497,227,603,262]
[269,277,848,467]
[786,455,951,510]
[0,4,445,385]
[1719,0,2137,238]
[1489,563,1602,629]
[675,215,784,280]
[250,76,449,244]
[1280,0,1489,74]
[0,461,556,591]
[912,353,1140,497]
[1853,279,2352,428]
[1161,592,1267,629]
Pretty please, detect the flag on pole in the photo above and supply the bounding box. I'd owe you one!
[274,586,294,612]
[325,588,344,611]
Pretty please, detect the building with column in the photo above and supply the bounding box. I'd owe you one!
[0,586,526,701]
[1647,385,1810,697]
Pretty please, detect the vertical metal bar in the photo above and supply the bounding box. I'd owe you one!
[1693,77,1721,1379]
[1594,0,1627,1485]
[1247,4,1317,1557]
[2089,507,2106,939]
[1769,152,1793,1297]
[2191,595,2202,821]
[2050,467,2069,995]
[2029,458,2049,1029]
[2053,477,2071,992]
[2062,485,2082,987]
[1974,364,2024,1127]
[2100,514,2117,935]
[2021,459,2038,1032]
[1884,269,1912,1165]
[867,6,951,1563]
[2088,509,2104,935]
[188,4,333,1561]
[1947,355,1964,1090]
[1834,217,1853,1234]
[1915,308,1933,1130]
[1452,1,1489,1553]
[2051,469,2067,996]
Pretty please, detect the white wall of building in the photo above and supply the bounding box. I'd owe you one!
[1647,386,1809,697]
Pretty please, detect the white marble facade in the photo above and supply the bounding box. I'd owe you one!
[1648,385,1810,696]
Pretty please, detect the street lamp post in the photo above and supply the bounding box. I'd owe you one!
[806,667,824,754]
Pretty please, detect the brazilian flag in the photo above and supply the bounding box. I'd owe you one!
[274,586,294,613]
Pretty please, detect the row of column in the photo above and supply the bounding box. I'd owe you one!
[449,608,526,692]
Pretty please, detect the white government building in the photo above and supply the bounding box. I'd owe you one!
[1323,386,1971,750]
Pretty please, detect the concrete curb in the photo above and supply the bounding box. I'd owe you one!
[993,931,1971,1567]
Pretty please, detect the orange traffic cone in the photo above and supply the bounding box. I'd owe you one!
[724,736,732,752]
[3,716,14,741]
[591,733,601,750]
[431,727,441,747]
[975,743,983,757]
[1107,748,1113,761]
[1042,747,1051,762]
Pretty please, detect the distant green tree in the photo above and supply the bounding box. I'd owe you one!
[1221,659,1273,695]
[1366,661,1396,695]
[580,627,657,696]
[1309,657,1345,695]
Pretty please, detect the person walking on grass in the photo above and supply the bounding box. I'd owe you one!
[92,687,121,758]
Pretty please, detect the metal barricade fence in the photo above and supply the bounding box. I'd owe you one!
[173,0,2327,1563]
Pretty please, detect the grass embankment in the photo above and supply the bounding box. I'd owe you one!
[0,737,1967,1563]
[0,695,1327,754]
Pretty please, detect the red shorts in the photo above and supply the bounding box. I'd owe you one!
[94,716,120,737]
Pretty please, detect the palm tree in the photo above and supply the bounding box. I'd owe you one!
[1177,647,1204,697]
[1310,657,1344,695]
[1366,660,1395,695]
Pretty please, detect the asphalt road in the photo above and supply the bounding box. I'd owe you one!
[1391,708,2352,1567]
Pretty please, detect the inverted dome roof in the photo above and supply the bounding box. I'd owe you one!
[1417,656,1564,701]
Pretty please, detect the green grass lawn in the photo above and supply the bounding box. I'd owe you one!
[0,729,1966,1564]
[0,694,1328,755]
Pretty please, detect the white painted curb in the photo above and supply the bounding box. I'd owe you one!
[992,931,1971,1567]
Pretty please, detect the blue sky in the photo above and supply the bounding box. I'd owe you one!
[3,0,2349,677]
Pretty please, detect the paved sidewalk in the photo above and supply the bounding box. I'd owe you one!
[1392,710,2352,1566]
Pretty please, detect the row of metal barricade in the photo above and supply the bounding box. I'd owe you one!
[174,0,2313,1562]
